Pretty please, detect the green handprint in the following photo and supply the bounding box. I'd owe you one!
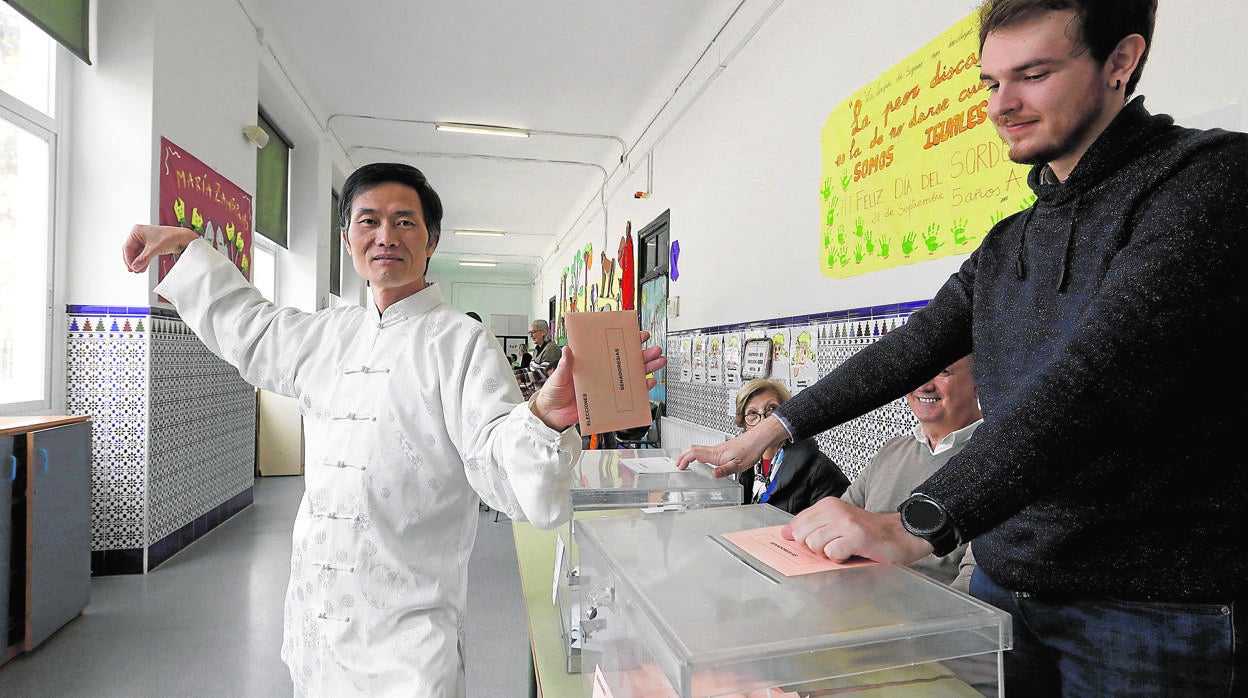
[840,171,851,191]
[863,228,875,256]
[1019,193,1037,210]
[854,244,866,263]
[923,223,944,252]
[854,217,866,238]
[824,197,839,227]
[951,217,969,245]
[820,179,832,201]
[836,246,849,266]
[837,225,846,245]
[902,231,918,255]
[878,233,892,258]
[990,211,1005,227]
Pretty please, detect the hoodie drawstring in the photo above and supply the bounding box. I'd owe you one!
[1055,199,1079,293]
[1013,201,1077,293]
[1015,207,1036,280]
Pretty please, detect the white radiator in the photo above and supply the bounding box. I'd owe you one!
[660,417,732,452]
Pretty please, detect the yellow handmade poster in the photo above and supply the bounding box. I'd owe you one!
[819,11,1033,278]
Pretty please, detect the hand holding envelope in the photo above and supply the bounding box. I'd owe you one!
[529,312,667,432]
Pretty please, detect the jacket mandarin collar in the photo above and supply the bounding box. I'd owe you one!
[370,283,445,324]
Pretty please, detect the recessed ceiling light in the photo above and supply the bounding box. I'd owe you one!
[458,260,498,268]
[435,122,530,138]
[454,229,507,237]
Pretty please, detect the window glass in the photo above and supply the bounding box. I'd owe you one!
[0,4,54,116]
[0,3,55,411]
[0,116,50,405]
[251,238,277,303]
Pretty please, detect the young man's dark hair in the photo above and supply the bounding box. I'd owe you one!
[338,162,444,244]
[978,0,1157,95]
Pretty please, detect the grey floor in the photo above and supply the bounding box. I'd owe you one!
[0,476,531,697]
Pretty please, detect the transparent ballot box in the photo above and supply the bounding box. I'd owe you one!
[557,448,742,674]
[577,505,1011,697]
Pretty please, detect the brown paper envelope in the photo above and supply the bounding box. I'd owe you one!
[564,311,652,434]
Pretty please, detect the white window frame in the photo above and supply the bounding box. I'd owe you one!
[0,15,61,415]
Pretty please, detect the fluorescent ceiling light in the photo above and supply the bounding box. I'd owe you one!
[454,228,507,237]
[458,260,498,268]
[435,122,530,138]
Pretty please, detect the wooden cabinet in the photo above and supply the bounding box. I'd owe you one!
[1,434,13,659]
[0,416,91,665]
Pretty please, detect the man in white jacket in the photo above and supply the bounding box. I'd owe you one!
[123,162,666,696]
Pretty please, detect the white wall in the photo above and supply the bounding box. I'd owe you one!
[151,0,258,242]
[65,0,158,306]
[535,0,1248,332]
[428,259,534,322]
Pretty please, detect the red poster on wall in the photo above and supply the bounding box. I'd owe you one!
[157,137,253,287]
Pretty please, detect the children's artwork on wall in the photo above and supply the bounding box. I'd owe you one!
[679,335,694,382]
[818,11,1032,278]
[554,230,631,345]
[557,266,570,345]
[595,249,622,311]
[691,334,708,384]
[740,337,773,381]
[768,328,792,388]
[791,325,820,392]
[157,138,252,298]
[639,273,667,404]
[619,222,635,310]
[706,334,723,386]
[724,332,744,389]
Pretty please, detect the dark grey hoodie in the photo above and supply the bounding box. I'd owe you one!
[781,97,1248,601]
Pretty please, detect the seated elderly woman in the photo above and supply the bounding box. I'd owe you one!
[734,378,850,514]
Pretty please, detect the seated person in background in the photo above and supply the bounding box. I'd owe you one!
[519,346,533,369]
[529,319,561,372]
[735,378,849,514]
[836,355,981,591]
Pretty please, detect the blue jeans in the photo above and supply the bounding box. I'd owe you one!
[970,568,1245,697]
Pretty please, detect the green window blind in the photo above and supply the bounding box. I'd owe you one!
[254,110,291,248]
[4,0,90,64]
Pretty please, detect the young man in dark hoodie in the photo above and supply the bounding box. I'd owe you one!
[678,1,1248,694]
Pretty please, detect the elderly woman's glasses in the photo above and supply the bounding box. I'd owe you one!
[743,404,779,426]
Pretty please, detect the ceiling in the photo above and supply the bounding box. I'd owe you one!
[239,0,763,282]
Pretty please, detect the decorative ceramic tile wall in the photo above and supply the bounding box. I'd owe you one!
[66,306,256,571]
[666,304,926,481]
[146,314,253,544]
[66,307,149,550]
[148,314,255,543]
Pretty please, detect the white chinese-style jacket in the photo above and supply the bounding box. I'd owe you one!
[157,240,580,696]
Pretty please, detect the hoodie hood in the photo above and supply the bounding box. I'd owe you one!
[1014,96,1168,290]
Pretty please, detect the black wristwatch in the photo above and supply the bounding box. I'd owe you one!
[898,493,960,557]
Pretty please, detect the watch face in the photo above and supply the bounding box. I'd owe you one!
[904,498,945,533]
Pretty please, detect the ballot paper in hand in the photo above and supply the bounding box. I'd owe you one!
[564,310,652,434]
